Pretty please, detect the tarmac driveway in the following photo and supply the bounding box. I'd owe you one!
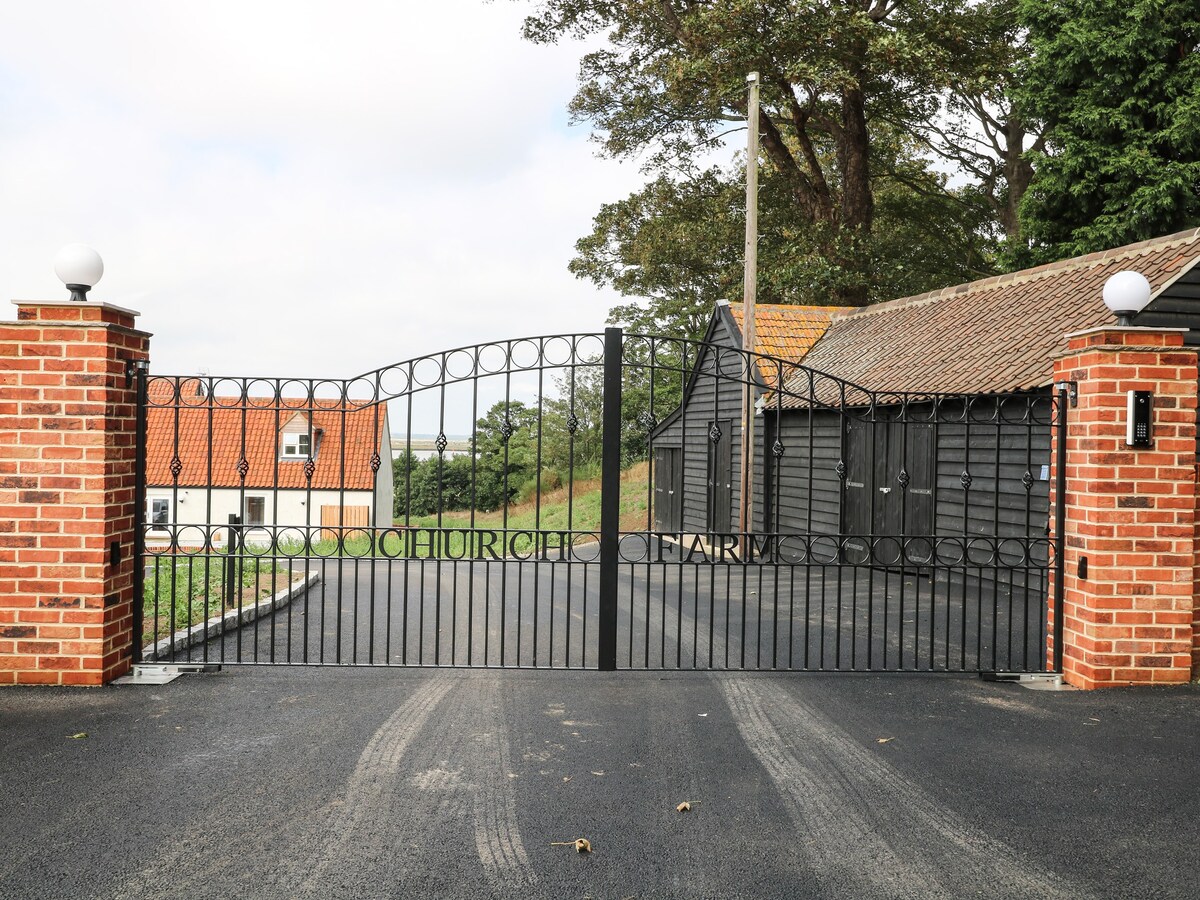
[1,670,1197,899]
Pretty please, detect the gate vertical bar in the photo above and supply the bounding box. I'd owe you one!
[598,327,623,671]
[1051,382,1069,674]
[130,361,149,664]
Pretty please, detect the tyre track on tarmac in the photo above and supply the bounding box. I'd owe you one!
[107,675,457,900]
[718,676,1087,900]
[294,673,460,895]
[293,674,536,897]
[109,673,535,899]
[641,683,816,898]
[472,688,536,887]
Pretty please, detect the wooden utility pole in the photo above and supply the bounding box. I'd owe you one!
[738,71,760,537]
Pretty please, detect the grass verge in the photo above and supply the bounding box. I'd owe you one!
[142,555,303,647]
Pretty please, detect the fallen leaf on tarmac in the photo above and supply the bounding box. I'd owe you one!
[68,733,87,739]
[677,801,691,813]
[563,776,572,783]
[876,737,894,744]
[551,838,592,853]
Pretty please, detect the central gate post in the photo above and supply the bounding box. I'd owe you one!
[598,327,623,671]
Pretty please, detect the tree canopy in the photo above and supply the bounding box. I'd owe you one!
[1014,0,1200,263]
[516,0,1199,338]
[521,0,1018,316]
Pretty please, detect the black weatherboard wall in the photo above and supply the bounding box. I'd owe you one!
[751,393,1052,552]
[650,358,1055,558]
[652,369,1054,580]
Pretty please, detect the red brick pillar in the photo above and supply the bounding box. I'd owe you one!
[0,301,150,685]
[1050,327,1198,688]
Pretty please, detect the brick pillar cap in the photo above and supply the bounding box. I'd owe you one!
[11,298,141,318]
[1062,325,1188,340]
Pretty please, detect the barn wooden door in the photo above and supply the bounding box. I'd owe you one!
[842,417,872,556]
[653,446,682,532]
[885,422,933,563]
[706,419,732,534]
[843,417,933,563]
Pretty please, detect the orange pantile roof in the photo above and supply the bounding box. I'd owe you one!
[780,229,1200,403]
[726,302,852,386]
[145,380,388,491]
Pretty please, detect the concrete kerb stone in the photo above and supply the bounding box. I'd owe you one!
[142,570,319,662]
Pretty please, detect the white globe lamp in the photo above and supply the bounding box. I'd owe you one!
[1102,271,1152,326]
[54,244,104,302]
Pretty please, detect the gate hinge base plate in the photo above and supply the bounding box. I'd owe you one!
[123,356,149,388]
[113,663,222,685]
[980,672,1075,691]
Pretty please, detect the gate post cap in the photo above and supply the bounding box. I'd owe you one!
[1102,271,1152,321]
[55,244,104,286]
[54,244,104,303]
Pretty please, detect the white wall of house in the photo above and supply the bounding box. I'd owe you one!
[375,414,394,527]
[146,407,393,542]
[145,486,383,545]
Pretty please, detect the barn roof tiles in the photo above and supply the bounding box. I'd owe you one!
[781,228,1200,402]
[725,302,852,387]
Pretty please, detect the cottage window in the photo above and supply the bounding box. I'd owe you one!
[244,496,266,526]
[282,432,311,459]
[149,497,170,528]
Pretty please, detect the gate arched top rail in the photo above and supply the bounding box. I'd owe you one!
[143,327,1059,416]
[145,332,611,410]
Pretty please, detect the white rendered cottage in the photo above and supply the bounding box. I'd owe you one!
[144,381,393,546]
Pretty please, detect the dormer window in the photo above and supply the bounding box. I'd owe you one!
[282,432,311,459]
[279,412,319,460]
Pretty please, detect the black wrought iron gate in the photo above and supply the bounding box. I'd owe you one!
[133,329,1066,673]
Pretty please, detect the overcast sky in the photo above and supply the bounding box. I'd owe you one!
[0,1,655,388]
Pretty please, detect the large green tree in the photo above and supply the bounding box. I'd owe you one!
[519,0,1018,327]
[1015,0,1200,262]
[580,158,999,339]
[892,0,1041,245]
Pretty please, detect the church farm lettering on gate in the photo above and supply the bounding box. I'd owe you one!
[377,528,805,564]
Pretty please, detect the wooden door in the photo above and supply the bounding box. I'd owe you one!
[653,447,682,532]
[707,420,732,534]
[842,417,872,557]
[843,419,934,564]
[897,423,934,563]
[320,504,370,543]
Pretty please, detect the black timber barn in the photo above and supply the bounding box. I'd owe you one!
[648,301,849,536]
[650,229,1200,558]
